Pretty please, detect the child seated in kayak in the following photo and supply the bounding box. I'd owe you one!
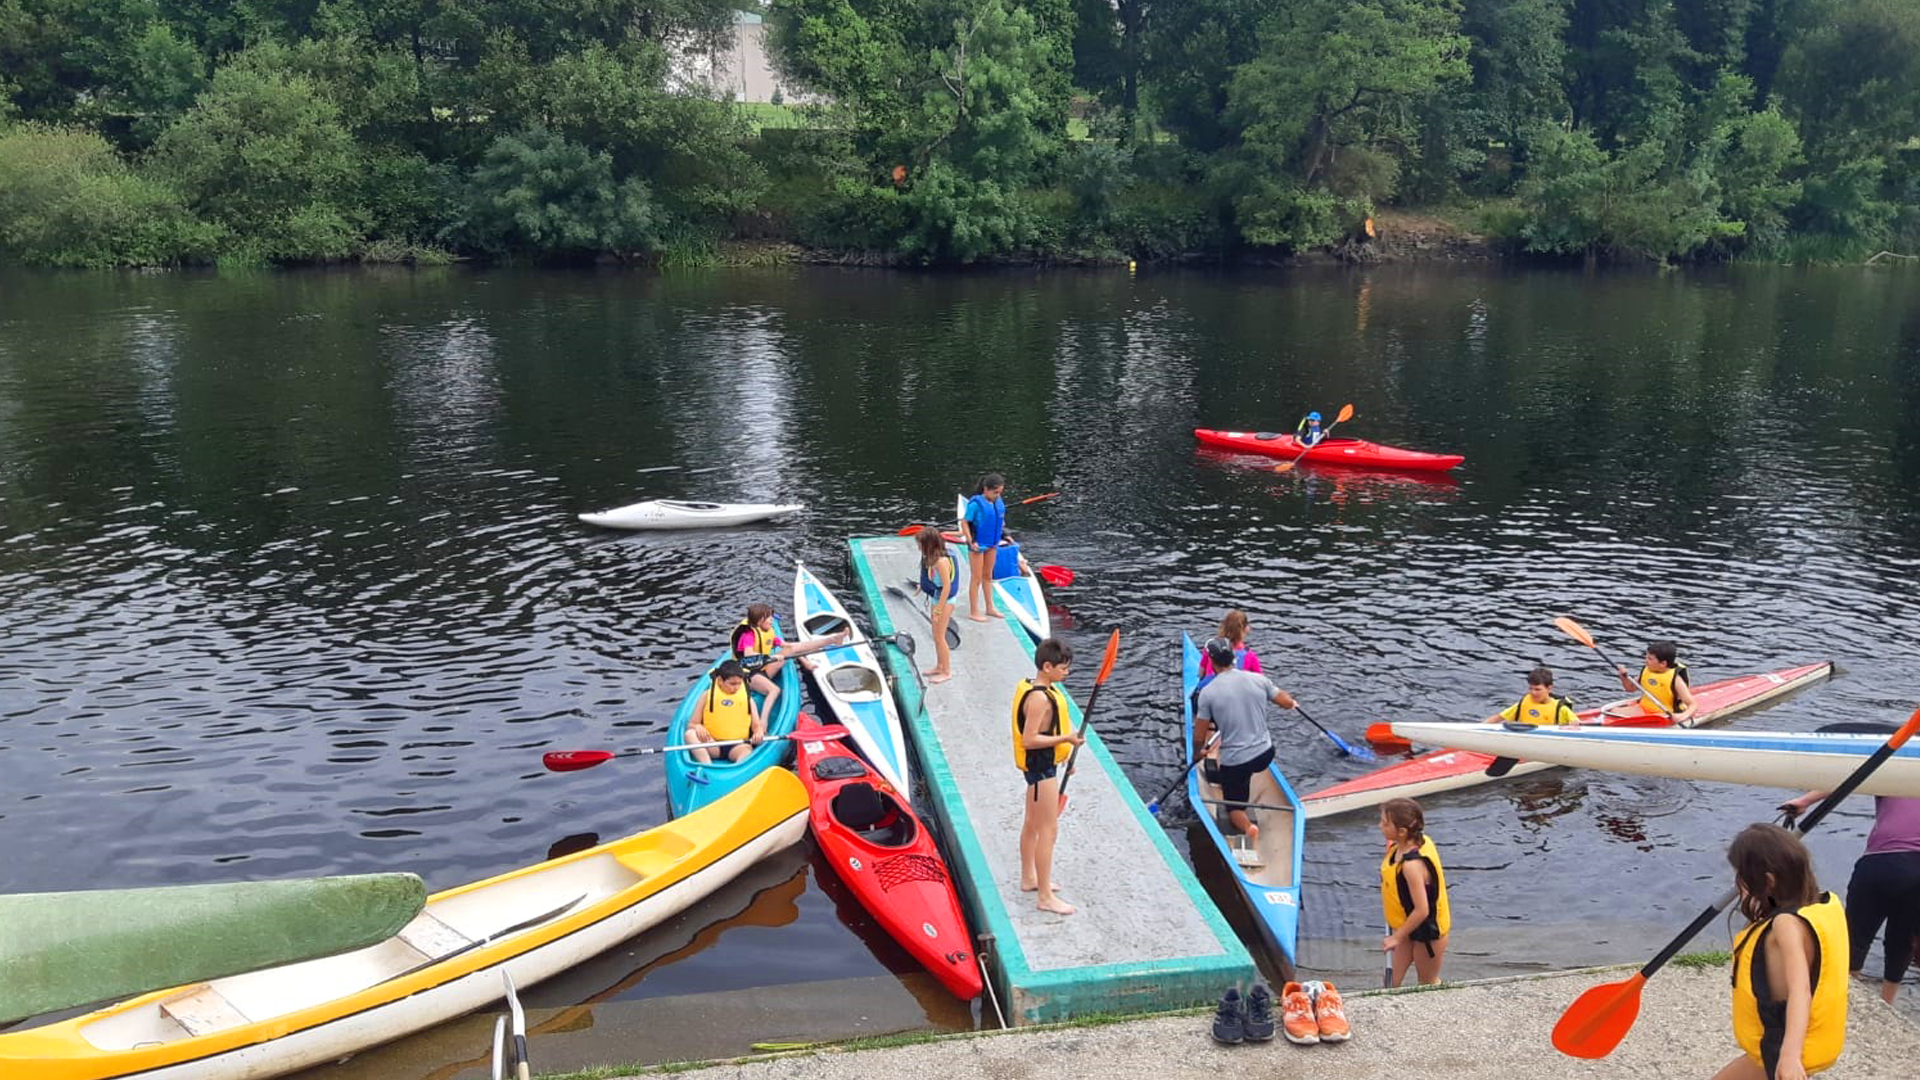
[1485,666,1579,725]
[1617,639,1695,720]
[1199,609,1262,676]
[685,661,759,764]
[1716,823,1847,1080]
[1296,411,1326,447]
[731,603,845,728]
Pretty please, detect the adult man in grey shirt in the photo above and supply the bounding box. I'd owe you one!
[1194,636,1299,843]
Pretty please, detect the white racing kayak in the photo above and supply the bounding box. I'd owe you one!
[1387,722,1920,797]
[577,499,802,530]
[791,562,913,797]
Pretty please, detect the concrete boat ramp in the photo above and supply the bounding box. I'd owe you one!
[846,536,1253,1024]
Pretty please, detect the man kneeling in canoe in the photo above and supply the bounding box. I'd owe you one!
[1193,636,1298,846]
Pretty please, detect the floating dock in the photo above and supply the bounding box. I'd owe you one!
[847,536,1254,1024]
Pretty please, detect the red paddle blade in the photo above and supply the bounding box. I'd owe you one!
[1553,973,1645,1058]
[1094,628,1121,685]
[1020,492,1061,505]
[1037,565,1075,587]
[1553,615,1597,649]
[1366,722,1412,752]
[543,750,614,772]
[896,524,928,536]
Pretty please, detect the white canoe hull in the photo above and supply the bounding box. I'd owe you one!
[1388,723,1920,797]
[578,499,802,530]
[791,562,913,797]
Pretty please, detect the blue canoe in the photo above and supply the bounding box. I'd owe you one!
[1182,633,1306,968]
[665,621,803,817]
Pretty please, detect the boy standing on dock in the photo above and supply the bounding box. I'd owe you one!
[1014,638,1083,915]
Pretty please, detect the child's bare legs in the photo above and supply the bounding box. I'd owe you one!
[926,601,954,681]
[1019,776,1074,914]
[686,724,715,765]
[1709,1055,1769,1080]
[1410,934,1447,985]
[968,548,1001,620]
[748,669,780,728]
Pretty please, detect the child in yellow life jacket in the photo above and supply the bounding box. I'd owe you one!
[1380,797,1449,987]
[1013,637,1082,916]
[1718,823,1847,1080]
[1618,639,1696,720]
[1486,666,1579,725]
[730,602,845,729]
[686,661,756,764]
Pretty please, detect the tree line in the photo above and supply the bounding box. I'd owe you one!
[1,0,1915,267]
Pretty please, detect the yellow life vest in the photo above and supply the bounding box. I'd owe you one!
[1500,692,1578,726]
[1635,662,1687,715]
[701,679,754,743]
[1381,835,1451,941]
[1731,892,1847,1074]
[732,620,777,667]
[1009,679,1073,772]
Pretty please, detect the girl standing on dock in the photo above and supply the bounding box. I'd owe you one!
[961,474,1008,622]
[1380,797,1450,987]
[1717,823,1848,1080]
[916,527,958,683]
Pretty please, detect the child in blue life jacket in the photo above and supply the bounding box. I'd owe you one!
[961,473,1009,622]
[1296,411,1326,446]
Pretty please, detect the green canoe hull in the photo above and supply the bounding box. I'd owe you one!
[0,873,426,1023]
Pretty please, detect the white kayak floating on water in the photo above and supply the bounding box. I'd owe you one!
[577,499,803,530]
[1388,722,1920,797]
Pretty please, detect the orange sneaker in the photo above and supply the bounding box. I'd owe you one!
[1280,981,1319,1045]
[1310,980,1351,1042]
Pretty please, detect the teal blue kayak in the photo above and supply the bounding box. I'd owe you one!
[664,619,802,816]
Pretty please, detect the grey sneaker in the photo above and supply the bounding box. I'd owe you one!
[1211,987,1246,1044]
[1244,983,1276,1042]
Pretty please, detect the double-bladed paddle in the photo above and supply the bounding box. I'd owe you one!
[1296,704,1377,760]
[1147,731,1220,815]
[1057,628,1121,812]
[1020,492,1061,505]
[1550,700,1920,1059]
[885,581,963,649]
[542,729,846,772]
[1554,616,1676,720]
[1274,403,1355,473]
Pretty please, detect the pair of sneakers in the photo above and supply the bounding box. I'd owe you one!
[1210,983,1276,1044]
[1280,980,1350,1044]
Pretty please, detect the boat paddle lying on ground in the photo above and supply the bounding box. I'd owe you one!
[793,714,984,1001]
[577,499,802,530]
[0,770,810,1080]
[951,493,1049,641]
[1388,722,1920,797]
[1301,661,1833,819]
[791,561,913,797]
[1181,634,1305,971]
[665,618,802,817]
[1193,429,1465,472]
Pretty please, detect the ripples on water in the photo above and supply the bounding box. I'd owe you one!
[3,266,1920,1056]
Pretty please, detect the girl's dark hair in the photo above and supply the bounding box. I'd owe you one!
[916,526,945,561]
[744,602,773,626]
[1218,610,1250,646]
[712,659,747,682]
[1382,797,1426,844]
[1527,665,1555,687]
[1728,822,1818,924]
[975,472,1006,495]
[1647,640,1679,665]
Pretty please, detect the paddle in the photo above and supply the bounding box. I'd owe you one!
[1550,700,1920,1059]
[1037,565,1075,587]
[1057,628,1122,812]
[1020,492,1061,505]
[1553,616,1676,720]
[1366,722,1414,754]
[885,582,963,649]
[504,970,530,1080]
[1147,731,1220,814]
[542,730,845,772]
[1274,403,1355,473]
[1296,704,1377,760]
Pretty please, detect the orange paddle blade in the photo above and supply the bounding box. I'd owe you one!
[1553,973,1646,1058]
[1335,402,1355,423]
[1272,461,1296,474]
[1366,722,1412,751]
[1020,492,1061,505]
[1553,615,1597,649]
[1094,628,1121,685]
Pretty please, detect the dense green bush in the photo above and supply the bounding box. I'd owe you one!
[0,123,221,266]
[458,127,660,260]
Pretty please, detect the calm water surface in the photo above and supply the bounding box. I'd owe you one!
[3,264,1919,1074]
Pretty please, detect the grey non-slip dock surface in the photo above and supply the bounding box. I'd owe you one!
[848,536,1251,1022]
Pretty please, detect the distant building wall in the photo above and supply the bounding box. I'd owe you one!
[671,13,814,105]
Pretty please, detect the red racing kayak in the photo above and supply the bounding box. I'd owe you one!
[793,714,984,1000]
[1194,429,1464,471]
[1301,662,1833,819]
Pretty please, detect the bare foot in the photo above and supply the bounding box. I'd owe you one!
[1021,882,1064,894]
[968,613,992,622]
[925,671,952,684]
[1037,894,1076,915]
[984,609,1005,619]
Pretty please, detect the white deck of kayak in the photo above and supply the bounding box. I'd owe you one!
[847,536,1253,1024]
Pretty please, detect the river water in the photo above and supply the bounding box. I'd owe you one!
[3,264,1918,1075]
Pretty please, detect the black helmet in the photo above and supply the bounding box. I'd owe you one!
[1204,636,1237,669]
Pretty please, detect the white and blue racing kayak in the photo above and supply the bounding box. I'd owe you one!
[791,563,913,798]
[1388,722,1920,797]
[1183,633,1305,968]
[953,493,1049,641]
[578,499,802,530]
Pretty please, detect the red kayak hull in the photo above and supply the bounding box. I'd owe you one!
[1193,429,1464,471]
[793,715,984,1000]
[1301,662,1833,819]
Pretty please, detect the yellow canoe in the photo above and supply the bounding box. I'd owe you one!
[0,769,808,1080]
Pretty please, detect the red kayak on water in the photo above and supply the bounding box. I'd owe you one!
[1194,429,1464,471]
[793,714,984,1001]
[1301,661,1833,819]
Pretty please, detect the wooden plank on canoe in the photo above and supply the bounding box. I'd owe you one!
[0,872,425,1023]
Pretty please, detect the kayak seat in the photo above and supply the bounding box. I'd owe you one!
[805,614,849,637]
[826,665,883,698]
[161,984,250,1036]
[831,782,886,829]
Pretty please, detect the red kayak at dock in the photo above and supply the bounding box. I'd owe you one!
[793,714,984,1001]
[1194,429,1464,471]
